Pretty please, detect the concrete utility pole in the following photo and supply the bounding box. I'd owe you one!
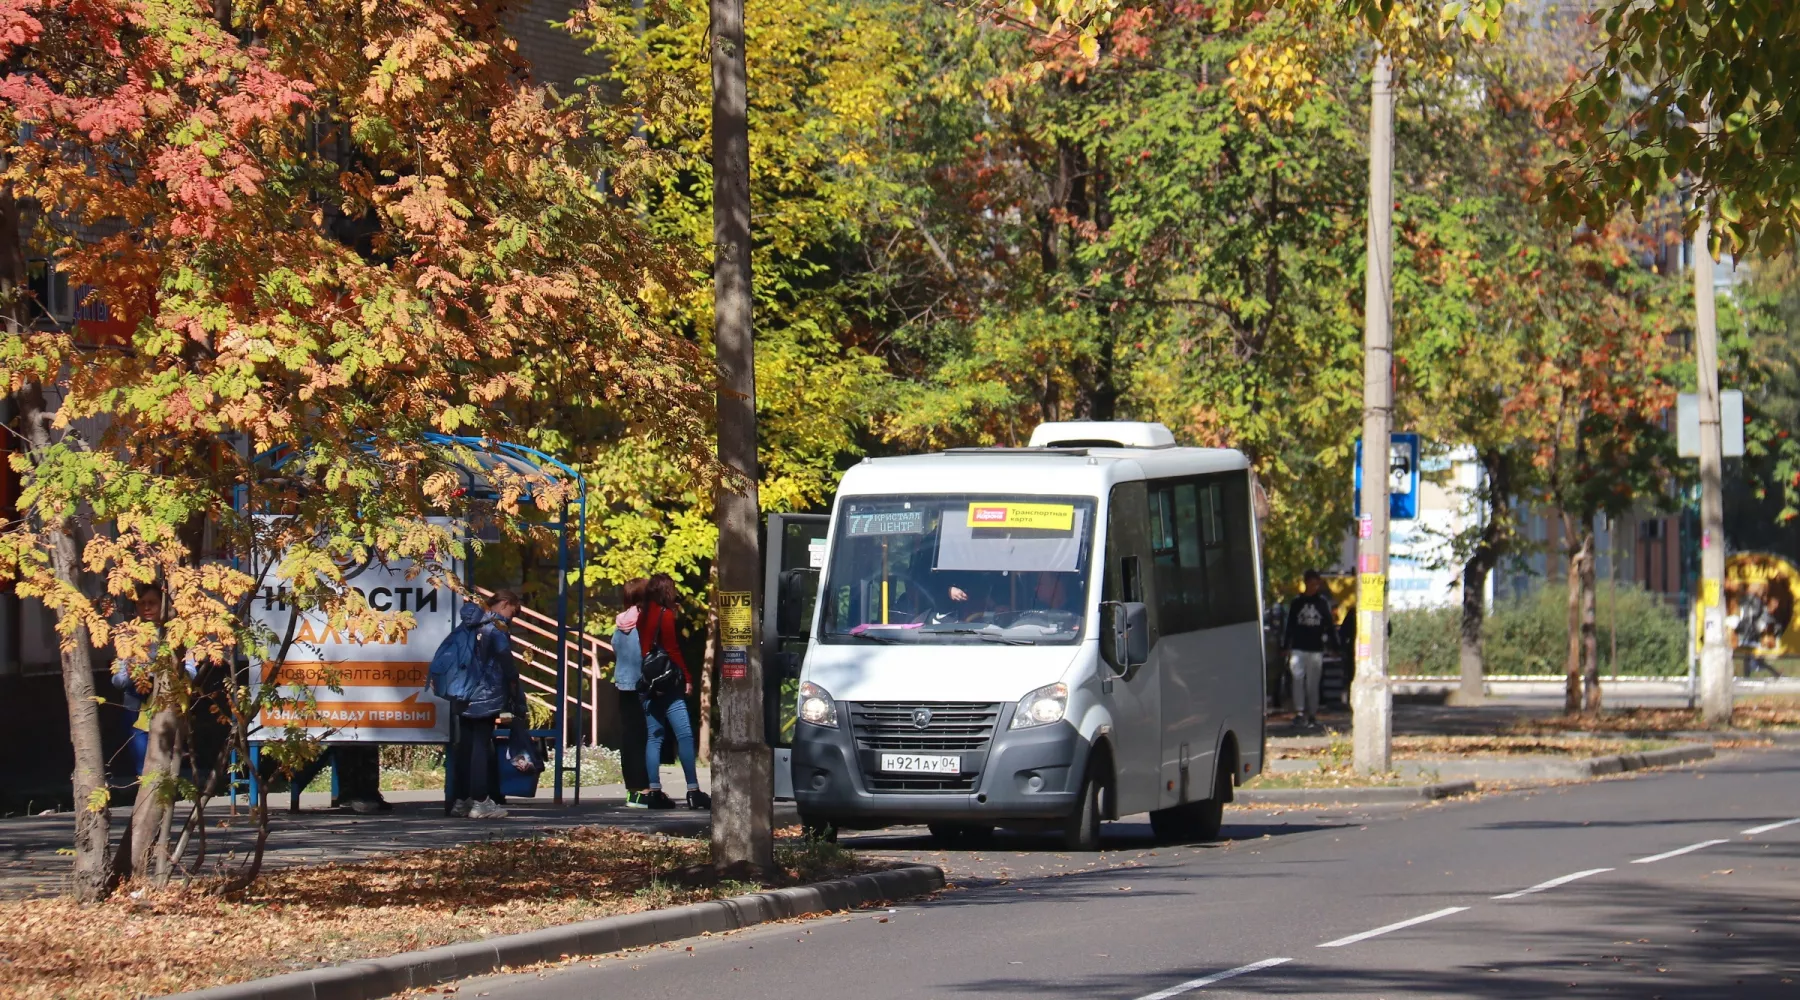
[709,0,773,870]
[1693,211,1732,725]
[1352,54,1395,774]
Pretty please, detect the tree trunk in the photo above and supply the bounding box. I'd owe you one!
[1581,536,1602,715]
[1561,513,1591,716]
[18,384,113,902]
[1453,450,1510,707]
[708,0,773,872]
[1452,553,1491,706]
[130,695,180,881]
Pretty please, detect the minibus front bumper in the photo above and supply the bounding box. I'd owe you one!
[791,709,1090,825]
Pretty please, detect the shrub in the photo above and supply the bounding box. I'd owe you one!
[1388,584,1688,677]
[1389,605,1461,676]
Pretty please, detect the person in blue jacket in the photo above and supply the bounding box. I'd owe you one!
[450,590,527,819]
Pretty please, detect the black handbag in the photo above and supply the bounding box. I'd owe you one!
[639,606,685,697]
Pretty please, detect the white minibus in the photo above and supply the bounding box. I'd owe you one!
[790,421,1266,849]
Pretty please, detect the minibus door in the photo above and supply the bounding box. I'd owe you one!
[764,513,830,800]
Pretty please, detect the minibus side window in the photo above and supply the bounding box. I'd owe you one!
[1146,472,1259,634]
[1208,472,1260,626]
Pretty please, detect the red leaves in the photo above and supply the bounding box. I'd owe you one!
[0,1,41,47]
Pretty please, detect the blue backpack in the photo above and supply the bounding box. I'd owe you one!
[427,614,483,702]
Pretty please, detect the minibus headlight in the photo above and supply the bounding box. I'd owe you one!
[798,681,838,729]
[1010,682,1068,730]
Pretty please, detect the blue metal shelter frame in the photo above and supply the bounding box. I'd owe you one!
[235,433,590,806]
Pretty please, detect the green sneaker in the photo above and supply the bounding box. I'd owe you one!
[625,790,650,810]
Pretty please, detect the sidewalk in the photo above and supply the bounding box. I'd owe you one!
[0,765,797,900]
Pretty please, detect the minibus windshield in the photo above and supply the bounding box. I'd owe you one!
[818,494,1096,645]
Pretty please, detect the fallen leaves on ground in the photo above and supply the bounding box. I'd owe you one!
[0,827,870,1000]
[1509,698,1800,736]
[1241,767,1417,790]
[1272,735,1680,760]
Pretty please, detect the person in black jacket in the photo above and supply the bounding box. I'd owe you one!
[1281,570,1339,729]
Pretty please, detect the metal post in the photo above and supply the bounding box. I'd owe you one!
[1352,53,1395,774]
[1694,211,1732,724]
[553,516,569,805]
[576,488,588,799]
[710,0,774,871]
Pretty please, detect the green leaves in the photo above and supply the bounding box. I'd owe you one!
[1537,0,1800,255]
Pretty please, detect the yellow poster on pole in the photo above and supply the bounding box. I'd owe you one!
[718,591,755,647]
[1358,573,1386,614]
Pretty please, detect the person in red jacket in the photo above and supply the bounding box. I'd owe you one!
[638,573,710,810]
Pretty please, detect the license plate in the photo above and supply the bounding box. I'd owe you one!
[880,753,961,775]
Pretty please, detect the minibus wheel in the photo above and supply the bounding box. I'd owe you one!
[1061,770,1103,851]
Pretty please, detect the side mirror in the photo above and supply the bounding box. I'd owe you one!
[1107,601,1149,672]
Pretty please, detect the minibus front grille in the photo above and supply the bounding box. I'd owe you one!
[848,702,1002,753]
[863,774,979,794]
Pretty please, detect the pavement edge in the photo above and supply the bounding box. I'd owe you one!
[164,863,947,1000]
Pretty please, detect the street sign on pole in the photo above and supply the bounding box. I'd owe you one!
[1677,391,1744,458]
[1354,433,1420,521]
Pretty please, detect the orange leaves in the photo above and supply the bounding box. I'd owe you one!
[2,0,711,729]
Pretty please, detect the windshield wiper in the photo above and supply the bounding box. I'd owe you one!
[835,630,903,644]
[931,627,1038,646]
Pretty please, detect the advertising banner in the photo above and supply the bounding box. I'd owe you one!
[1693,551,1800,660]
[250,521,457,743]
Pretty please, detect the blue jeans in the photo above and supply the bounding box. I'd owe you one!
[642,691,699,790]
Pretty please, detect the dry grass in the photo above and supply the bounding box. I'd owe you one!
[1509,696,1800,736]
[0,828,870,1000]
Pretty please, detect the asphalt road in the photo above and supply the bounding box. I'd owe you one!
[464,746,1800,999]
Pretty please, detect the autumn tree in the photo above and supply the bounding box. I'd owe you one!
[1393,6,1610,703]
[1,0,706,898]
[1502,231,1681,714]
[852,5,1382,582]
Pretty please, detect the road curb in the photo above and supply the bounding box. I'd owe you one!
[165,863,946,1000]
[1235,779,1478,805]
[1577,743,1714,776]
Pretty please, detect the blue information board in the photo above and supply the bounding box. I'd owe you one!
[1354,433,1421,521]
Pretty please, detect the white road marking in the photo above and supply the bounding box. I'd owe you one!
[1133,957,1293,1000]
[1631,839,1730,864]
[1742,817,1800,836]
[1317,907,1470,949]
[1491,867,1614,900]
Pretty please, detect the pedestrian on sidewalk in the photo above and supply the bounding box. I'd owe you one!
[1737,584,1785,680]
[638,573,709,810]
[452,589,528,820]
[611,578,653,808]
[1281,569,1338,729]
